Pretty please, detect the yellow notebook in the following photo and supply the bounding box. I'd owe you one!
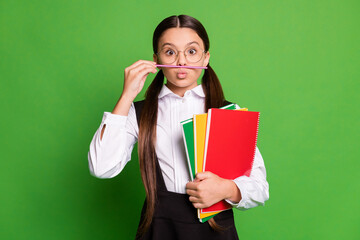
[194,114,221,220]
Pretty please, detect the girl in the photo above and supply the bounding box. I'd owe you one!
[88,15,269,240]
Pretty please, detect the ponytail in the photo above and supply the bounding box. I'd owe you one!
[202,64,225,111]
[137,70,164,236]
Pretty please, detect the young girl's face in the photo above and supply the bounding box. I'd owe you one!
[153,27,210,96]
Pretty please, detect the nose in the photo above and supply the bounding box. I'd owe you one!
[176,51,187,66]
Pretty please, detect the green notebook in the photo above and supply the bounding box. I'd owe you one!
[181,118,196,181]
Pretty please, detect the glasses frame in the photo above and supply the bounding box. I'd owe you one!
[156,45,207,65]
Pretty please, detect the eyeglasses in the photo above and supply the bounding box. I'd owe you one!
[156,44,206,65]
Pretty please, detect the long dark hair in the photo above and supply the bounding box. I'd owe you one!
[137,15,225,235]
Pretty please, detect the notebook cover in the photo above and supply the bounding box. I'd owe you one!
[181,118,196,181]
[194,114,208,175]
[201,108,260,213]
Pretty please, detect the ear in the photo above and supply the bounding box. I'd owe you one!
[203,51,210,67]
[153,53,158,63]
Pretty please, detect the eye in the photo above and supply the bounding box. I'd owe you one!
[165,49,175,56]
[188,48,197,55]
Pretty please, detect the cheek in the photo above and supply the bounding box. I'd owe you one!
[192,70,202,79]
[161,69,174,79]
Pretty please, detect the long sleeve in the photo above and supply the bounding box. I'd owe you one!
[87,103,139,178]
[225,147,269,210]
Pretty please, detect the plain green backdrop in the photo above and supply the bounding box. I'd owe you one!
[1,0,359,239]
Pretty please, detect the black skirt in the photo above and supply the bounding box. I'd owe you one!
[135,189,239,240]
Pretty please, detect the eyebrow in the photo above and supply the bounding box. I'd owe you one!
[160,41,200,49]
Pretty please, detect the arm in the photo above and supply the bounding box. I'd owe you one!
[88,60,158,178]
[87,103,138,178]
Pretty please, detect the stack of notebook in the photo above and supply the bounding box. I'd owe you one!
[180,103,260,222]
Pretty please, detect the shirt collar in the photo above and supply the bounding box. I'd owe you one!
[158,84,205,99]
[191,84,206,98]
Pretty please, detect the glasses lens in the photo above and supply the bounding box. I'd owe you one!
[159,47,177,64]
[158,45,205,64]
[185,45,203,63]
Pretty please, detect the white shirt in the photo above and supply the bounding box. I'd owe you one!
[88,84,269,210]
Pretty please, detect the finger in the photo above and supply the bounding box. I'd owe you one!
[186,181,198,191]
[125,60,156,73]
[127,64,157,78]
[193,202,205,209]
[189,196,202,203]
[137,78,146,92]
[186,189,200,197]
[125,66,157,86]
[192,176,201,182]
[195,172,211,181]
[136,66,158,79]
[126,60,155,71]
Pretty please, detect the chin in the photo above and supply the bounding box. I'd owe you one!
[170,79,197,87]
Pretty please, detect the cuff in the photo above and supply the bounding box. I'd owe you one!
[224,177,249,210]
[102,112,128,126]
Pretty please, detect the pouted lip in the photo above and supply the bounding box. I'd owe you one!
[177,70,188,74]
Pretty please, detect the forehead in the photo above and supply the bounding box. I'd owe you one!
[158,27,204,49]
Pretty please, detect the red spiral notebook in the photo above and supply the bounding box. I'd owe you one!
[201,108,260,214]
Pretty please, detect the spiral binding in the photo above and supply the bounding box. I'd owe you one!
[249,112,260,177]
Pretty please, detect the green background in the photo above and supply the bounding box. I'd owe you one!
[1,0,359,239]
